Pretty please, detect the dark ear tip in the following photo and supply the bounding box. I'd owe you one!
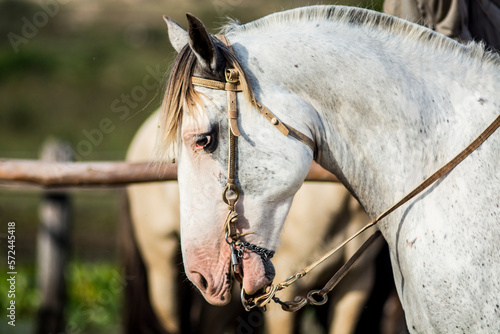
[185,12,216,70]
[185,13,195,23]
[186,13,204,28]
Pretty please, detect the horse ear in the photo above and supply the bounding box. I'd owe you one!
[186,13,218,72]
[163,16,188,53]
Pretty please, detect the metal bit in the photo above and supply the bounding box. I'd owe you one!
[230,243,239,273]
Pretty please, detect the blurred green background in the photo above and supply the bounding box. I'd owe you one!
[0,0,383,333]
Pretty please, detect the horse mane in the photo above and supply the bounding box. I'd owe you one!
[156,37,254,161]
[157,5,500,161]
[221,5,500,67]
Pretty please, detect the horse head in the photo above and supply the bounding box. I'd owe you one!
[159,14,315,305]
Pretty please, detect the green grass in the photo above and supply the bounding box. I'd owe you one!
[65,261,124,333]
[0,1,169,159]
[0,266,39,318]
[0,261,123,334]
[0,187,122,263]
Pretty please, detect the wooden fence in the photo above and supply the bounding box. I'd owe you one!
[0,158,337,187]
[0,140,338,334]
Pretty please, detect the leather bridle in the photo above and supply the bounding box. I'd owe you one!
[190,36,316,266]
[190,35,317,308]
[188,35,500,312]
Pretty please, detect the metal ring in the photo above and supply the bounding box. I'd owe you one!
[222,184,240,206]
[253,285,277,307]
[240,284,277,311]
[225,232,232,245]
[307,290,328,306]
[241,286,255,312]
[225,68,240,83]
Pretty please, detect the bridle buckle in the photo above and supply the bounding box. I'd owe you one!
[225,68,240,83]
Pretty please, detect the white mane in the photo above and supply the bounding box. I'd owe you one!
[221,5,500,69]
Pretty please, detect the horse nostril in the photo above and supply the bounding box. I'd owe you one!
[199,274,208,291]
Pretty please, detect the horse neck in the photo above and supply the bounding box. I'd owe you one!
[232,22,500,217]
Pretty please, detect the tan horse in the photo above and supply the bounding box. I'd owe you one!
[124,111,384,334]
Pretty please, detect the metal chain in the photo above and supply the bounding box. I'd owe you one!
[236,240,275,261]
[236,240,275,260]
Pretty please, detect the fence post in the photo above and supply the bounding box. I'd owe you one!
[36,139,73,334]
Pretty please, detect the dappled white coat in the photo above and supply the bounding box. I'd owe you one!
[162,5,500,333]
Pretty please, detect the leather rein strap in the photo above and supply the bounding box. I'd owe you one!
[190,35,500,312]
[247,113,500,312]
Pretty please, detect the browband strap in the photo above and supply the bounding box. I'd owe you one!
[191,76,317,156]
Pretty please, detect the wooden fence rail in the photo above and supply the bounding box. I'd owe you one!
[0,160,176,187]
[0,152,339,334]
[0,159,338,187]
[0,142,339,334]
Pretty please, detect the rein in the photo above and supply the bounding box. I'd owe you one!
[189,35,500,312]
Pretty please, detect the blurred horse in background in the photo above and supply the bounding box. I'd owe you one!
[121,111,394,334]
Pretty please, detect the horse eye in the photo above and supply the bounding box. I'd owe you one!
[193,128,218,153]
[195,135,211,148]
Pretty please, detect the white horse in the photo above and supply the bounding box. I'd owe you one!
[159,5,500,333]
[125,111,385,334]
